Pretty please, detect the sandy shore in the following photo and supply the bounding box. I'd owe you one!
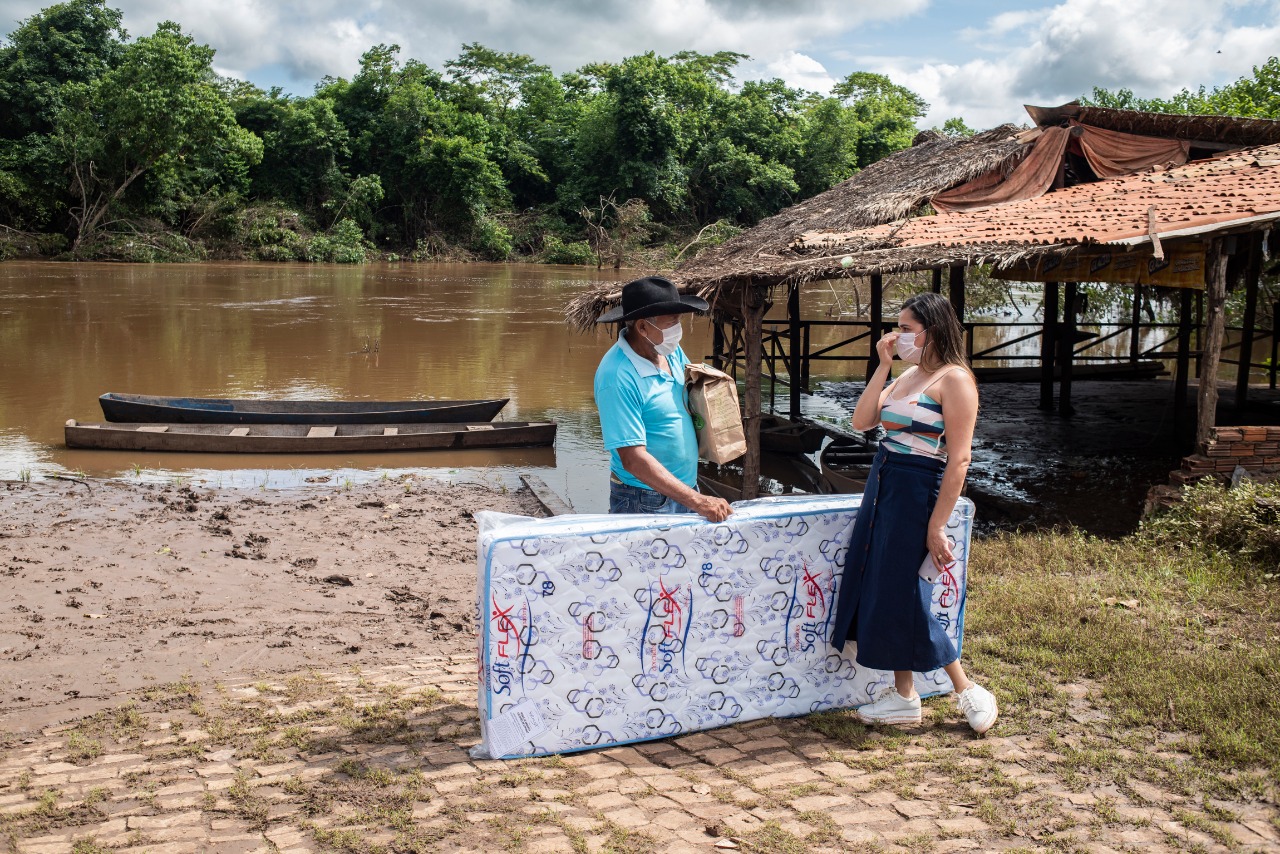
[0,476,541,735]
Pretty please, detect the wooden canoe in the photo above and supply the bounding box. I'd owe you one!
[65,420,555,453]
[819,441,877,495]
[98,393,508,425]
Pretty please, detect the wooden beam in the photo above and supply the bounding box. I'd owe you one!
[1174,288,1194,435]
[1197,239,1229,446]
[520,474,575,516]
[866,274,884,382]
[1129,285,1143,363]
[787,284,802,419]
[931,267,942,294]
[741,284,767,500]
[1040,282,1059,411]
[1058,282,1077,417]
[948,265,965,321]
[1235,233,1263,411]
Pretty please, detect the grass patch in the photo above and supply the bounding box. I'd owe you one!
[746,820,809,853]
[64,731,103,764]
[967,529,1280,790]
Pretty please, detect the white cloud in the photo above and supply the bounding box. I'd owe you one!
[0,0,927,91]
[878,0,1280,129]
[763,51,837,93]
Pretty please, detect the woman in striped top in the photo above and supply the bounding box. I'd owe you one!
[829,292,998,734]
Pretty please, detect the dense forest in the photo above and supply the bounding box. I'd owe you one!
[0,0,951,263]
[4,1,1280,266]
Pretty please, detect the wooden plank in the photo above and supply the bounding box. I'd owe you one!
[520,474,574,517]
[306,426,337,438]
[137,425,168,433]
[229,427,250,437]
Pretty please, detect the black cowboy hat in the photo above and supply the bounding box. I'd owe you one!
[595,276,709,323]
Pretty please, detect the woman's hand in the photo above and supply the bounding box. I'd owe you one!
[926,525,955,570]
[875,331,899,363]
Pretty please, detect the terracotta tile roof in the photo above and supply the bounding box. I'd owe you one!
[797,143,1280,252]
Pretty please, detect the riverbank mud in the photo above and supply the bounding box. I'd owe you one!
[0,477,541,734]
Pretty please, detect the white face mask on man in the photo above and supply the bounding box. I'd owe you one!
[641,318,683,357]
[895,331,924,363]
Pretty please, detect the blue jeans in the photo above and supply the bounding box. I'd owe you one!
[609,479,693,515]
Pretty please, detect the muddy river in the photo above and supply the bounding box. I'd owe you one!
[0,260,1229,532]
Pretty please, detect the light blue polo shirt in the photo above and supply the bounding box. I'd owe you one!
[594,330,698,489]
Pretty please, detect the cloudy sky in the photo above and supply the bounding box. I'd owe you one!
[3,0,1279,128]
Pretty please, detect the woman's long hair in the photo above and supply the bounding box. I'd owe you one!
[901,292,971,375]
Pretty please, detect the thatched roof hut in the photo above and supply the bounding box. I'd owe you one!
[1026,102,1280,148]
[565,123,1028,330]
[568,103,1280,497]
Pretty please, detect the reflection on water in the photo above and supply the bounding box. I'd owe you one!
[0,261,674,512]
[1,261,1241,525]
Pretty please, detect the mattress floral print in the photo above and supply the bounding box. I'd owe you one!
[474,495,973,759]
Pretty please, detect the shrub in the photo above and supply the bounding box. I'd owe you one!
[470,214,513,260]
[540,235,596,266]
[236,205,306,261]
[1140,477,1280,576]
[303,218,369,264]
[74,228,205,262]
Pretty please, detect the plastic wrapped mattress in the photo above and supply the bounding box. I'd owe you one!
[475,494,973,759]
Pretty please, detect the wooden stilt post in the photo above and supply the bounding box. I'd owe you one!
[1129,285,1143,363]
[866,274,883,382]
[741,284,766,500]
[787,283,802,420]
[948,265,965,351]
[1174,288,1194,434]
[1058,282,1078,417]
[1040,282,1059,411]
[1235,234,1262,411]
[931,268,942,294]
[1198,239,1229,446]
[712,320,725,371]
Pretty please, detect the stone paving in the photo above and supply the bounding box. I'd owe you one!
[1,646,1277,853]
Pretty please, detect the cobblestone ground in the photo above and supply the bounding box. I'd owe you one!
[2,646,1276,853]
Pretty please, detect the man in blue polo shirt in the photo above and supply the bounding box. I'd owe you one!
[594,276,732,522]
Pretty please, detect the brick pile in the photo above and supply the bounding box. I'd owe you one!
[1147,425,1280,513]
[1171,426,1280,485]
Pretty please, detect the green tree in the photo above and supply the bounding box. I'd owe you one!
[0,0,126,139]
[236,88,352,217]
[323,45,512,255]
[53,21,262,249]
[833,71,929,166]
[1085,57,1280,118]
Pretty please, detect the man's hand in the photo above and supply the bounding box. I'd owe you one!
[692,494,732,523]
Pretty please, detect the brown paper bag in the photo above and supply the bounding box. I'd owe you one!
[685,363,746,464]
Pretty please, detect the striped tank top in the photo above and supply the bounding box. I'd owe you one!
[879,367,957,459]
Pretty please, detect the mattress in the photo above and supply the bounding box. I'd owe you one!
[474,494,973,759]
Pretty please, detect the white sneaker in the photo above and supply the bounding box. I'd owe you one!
[957,683,998,734]
[855,685,922,725]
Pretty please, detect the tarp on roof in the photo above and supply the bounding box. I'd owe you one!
[1073,121,1190,178]
[932,126,1071,213]
[931,122,1192,213]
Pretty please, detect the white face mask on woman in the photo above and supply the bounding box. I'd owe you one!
[895,331,924,363]
[642,318,684,357]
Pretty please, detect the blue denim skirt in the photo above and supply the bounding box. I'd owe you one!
[608,478,693,515]
[829,445,958,673]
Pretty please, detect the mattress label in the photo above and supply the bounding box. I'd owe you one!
[486,699,549,758]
